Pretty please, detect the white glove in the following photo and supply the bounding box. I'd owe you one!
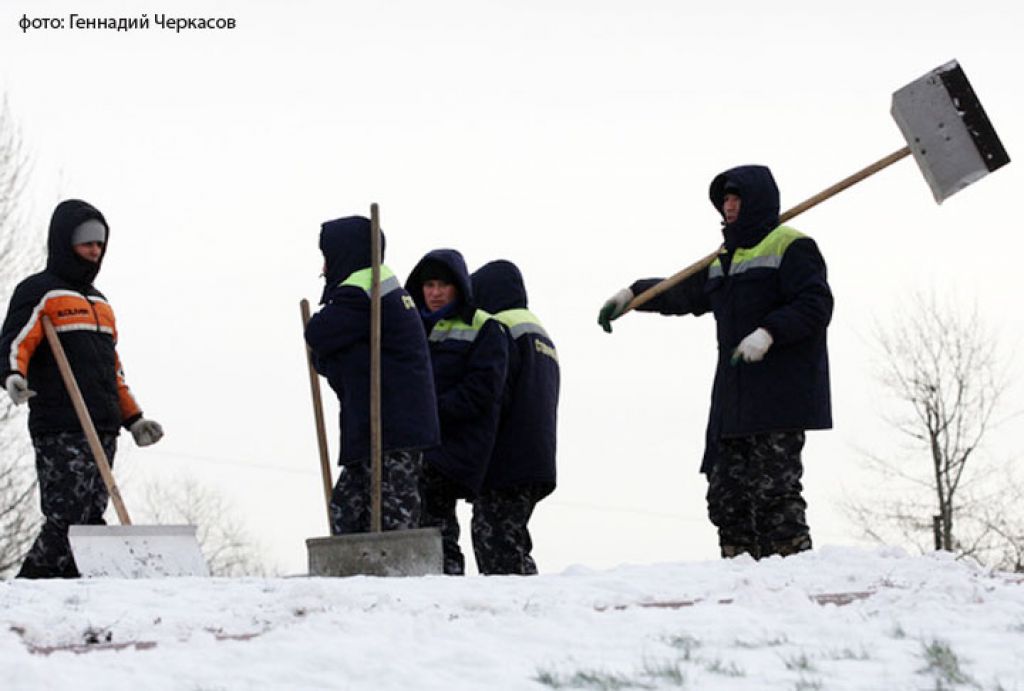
[5,373,36,405]
[598,288,634,333]
[130,418,164,447]
[732,327,773,364]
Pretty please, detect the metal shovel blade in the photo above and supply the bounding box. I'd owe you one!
[891,59,1010,203]
[306,527,444,577]
[69,525,210,578]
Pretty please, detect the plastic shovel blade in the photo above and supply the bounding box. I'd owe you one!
[69,525,210,578]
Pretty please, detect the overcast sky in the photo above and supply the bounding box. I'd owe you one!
[2,0,1021,575]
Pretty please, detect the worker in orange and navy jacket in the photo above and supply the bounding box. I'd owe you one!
[0,199,164,579]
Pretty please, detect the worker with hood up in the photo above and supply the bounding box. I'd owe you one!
[405,248,508,575]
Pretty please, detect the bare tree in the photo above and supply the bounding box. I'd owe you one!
[847,291,1019,567]
[138,475,275,577]
[0,94,42,578]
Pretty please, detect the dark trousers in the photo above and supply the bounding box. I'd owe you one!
[18,431,117,579]
[418,463,466,575]
[471,485,542,575]
[707,431,811,560]
[330,450,423,534]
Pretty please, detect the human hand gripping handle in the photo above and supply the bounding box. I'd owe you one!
[731,327,773,365]
[597,288,634,333]
[130,418,164,447]
[4,373,36,405]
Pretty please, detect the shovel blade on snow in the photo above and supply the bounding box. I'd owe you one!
[69,525,210,578]
[891,59,1010,203]
[306,527,444,577]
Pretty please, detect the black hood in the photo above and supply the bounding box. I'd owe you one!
[319,216,386,293]
[405,248,475,322]
[470,260,528,314]
[709,165,780,251]
[46,199,108,286]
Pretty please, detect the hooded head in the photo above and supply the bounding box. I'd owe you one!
[470,259,528,314]
[405,248,475,321]
[46,199,109,286]
[319,215,386,289]
[708,165,780,250]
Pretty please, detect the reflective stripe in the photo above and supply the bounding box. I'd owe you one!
[729,254,782,275]
[710,226,806,277]
[339,266,401,297]
[494,308,552,341]
[6,290,111,373]
[428,309,494,344]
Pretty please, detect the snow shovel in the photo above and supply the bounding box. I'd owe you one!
[304,204,443,577]
[622,59,1010,315]
[41,315,209,578]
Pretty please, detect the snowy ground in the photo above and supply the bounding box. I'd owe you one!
[2,546,1023,690]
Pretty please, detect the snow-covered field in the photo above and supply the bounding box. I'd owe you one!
[2,546,1023,690]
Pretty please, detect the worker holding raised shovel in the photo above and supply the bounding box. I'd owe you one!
[599,166,833,561]
[596,61,1010,561]
[1,199,164,578]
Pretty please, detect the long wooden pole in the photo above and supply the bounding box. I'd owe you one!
[621,146,912,315]
[369,203,383,533]
[300,299,334,532]
[41,315,132,525]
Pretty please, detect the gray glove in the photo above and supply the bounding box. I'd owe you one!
[598,288,634,333]
[130,418,164,447]
[5,373,36,405]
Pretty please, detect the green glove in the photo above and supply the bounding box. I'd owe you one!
[597,288,633,333]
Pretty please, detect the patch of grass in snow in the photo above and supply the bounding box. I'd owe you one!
[534,667,656,690]
[823,645,873,661]
[640,658,687,686]
[891,623,908,639]
[918,639,976,688]
[662,633,701,659]
[703,658,745,677]
[781,652,817,672]
[734,634,789,649]
[793,677,823,691]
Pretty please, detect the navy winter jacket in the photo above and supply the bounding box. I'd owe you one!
[631,165,833,473]
[406,249,508,497]
[305,216,440,465]
[471,260,558,495]
[0,200,143,435]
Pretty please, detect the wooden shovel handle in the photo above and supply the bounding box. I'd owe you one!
[41,315,132,525]
[300,299,334,532]
[622,146,912,315]
[369,203,383,534]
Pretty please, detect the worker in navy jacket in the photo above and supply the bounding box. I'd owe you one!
[470,260,558,575]
[598,165,833,560]
[405,249,508,575]
[1,199,163,578]
[305,216,440,535]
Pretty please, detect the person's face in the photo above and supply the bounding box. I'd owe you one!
[722,193,741,224]
[423,279,457,312]
[73,241,103,263]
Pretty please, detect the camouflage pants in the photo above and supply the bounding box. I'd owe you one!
[471,485,542,576]
[418,462,466,575]
[331,450,423,535]
[18,431,117,579]
[707,431,811,560]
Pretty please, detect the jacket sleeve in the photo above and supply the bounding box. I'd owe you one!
[629,266,711,316]
[0,281,44,380]
[304,289,368,362]
[437,319,509,424]
[114,350,144,428]
[760,238,833,346]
